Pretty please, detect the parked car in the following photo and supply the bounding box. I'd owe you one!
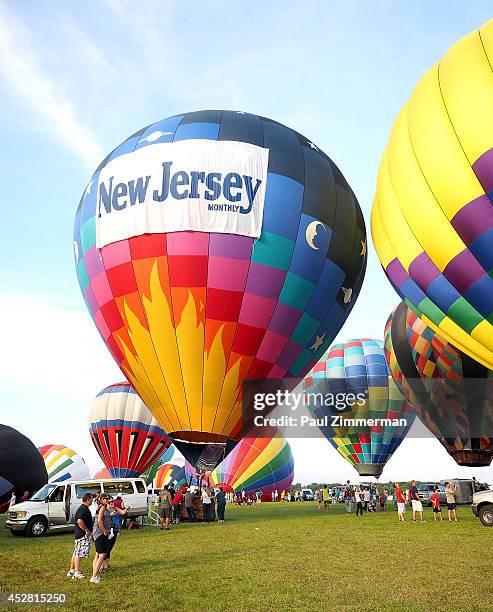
[5,478,148,537]
[417,483,446,506]
[471,488,493,526]
[301,488,314,501]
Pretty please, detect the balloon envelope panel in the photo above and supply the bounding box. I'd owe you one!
[372,18,493,371]
[385,302,493,466]
[210,436,294,498]
[0,424,48,511]
[74,110,366,448]
[38,444,90,482]
[89,382,172,478]
[304,338,414,477]
[152,463,186,489]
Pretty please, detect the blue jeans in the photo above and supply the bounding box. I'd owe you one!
[345,499,352,513]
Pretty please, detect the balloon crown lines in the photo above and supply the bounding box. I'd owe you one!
[241,377,493,441]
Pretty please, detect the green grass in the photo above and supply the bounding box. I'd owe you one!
[0,503,492,611]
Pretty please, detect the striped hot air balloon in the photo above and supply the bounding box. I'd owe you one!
[89,382,172,478]
[38,444,89,483]
[74,110,367,472]
[303,339,415,478]
[372,18,493,372]
[209,436,294,500]
[152,463,186,490]
[93,467,111,479]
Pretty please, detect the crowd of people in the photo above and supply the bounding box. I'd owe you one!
[314,480,461,523]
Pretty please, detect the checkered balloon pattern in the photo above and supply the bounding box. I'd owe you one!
[74,110,366,451]
[303,338,414,478]
[372,18,493,372]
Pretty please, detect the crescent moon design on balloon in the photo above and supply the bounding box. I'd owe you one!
[305,221,325,250]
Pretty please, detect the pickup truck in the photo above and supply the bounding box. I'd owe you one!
[471,488,493,526]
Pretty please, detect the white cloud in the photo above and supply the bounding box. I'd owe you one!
[0,9,104,169]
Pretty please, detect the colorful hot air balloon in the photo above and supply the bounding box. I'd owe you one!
[151,463,186,490]
[74,110,367,471]
[210,435,294,500]
[303,339,415,478]
[385,302,493,467]
[0,424,48,512]
[140,445,180,484]
[372,19,493,371]
[38,444,90,483]
[89,382,172,477]
[93,467,111,479]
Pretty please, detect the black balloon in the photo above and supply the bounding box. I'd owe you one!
[0,424,48,512]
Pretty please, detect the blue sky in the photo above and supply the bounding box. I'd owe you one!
[1,0,493,483]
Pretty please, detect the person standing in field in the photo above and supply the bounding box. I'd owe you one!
[281,490,286,502]
[157,486,173,530]
[408,480,425,523]
[271,490,275,502]
[90,494,112,584]
[171,488,183,524]
[67,493,93,580]
[379,489,387,512]
[202,486,212,522]
[393,483,406,522]
[255,489,262,506]
[343,481,353,514]
[354,487,363,517]
[362,487,371,511]
[101,497,129,573]
[184,488,196,522]
[431,486,443,522]
[8,491,16,508]
[216,486,227,522]
[322,485,330,511]
[444,482,459,522]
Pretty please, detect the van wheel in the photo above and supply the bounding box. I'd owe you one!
[27,517,48,537]
[479,504,493,527]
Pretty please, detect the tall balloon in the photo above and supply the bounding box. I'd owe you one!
[0,425,47,512]
[303,339,415,478]
[38,444,90,483]
[74,110,367,470]
[210,436,294,499]
[385,302,493,466]
[372,19,493,371]
[89,382,172,477]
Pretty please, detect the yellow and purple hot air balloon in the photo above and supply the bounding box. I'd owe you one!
[385,302,493,467]
[303,338,415,478]
[210,435,294,500]
[89,382,172,478]
[74,110,367,471]
[372,18,493,372]
[38,444,90,483]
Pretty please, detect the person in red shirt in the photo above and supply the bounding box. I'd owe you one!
[393,483,406,522]
[172,490,183,524]
[431,486,443,522]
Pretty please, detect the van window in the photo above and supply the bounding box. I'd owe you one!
[50,486,65,503]
[135,481,145,493]
[75,483,102,499]
[103,481,134,495]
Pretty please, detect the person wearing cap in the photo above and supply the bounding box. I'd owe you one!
[156,485,173,530]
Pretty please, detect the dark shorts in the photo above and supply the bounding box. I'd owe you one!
[95,535,110,555]
[106,533,118,557]
[158,507,172,519]
[447,503,456,511]
[432,507,441,513]
[323,500,329,507]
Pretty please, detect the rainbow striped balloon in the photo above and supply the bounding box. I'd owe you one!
[152,463,186,489]
[38,444,89,483]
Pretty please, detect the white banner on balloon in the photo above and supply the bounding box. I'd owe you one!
[95,139,269,248]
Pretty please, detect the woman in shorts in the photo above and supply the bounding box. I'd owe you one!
[90,494,112,584]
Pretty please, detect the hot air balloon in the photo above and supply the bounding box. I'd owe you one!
[93,467,111,479]
[89,382,172,477]
[140,445,181,484]
[303,339,415,478]
[0,425,48,512]
[38,444,90,483]
[151,463,187,490]
[209,435,294,500]
[372,18,493,371]
[74,110,367,471]
[385,302,493,466]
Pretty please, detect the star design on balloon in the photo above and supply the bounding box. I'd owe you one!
[341,287,352,304]
[310,333,326,352]
[360,239,367,257]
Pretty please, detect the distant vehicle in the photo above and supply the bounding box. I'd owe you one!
[471,488,493,526]
[5,478,148,537]
[417,483,446,506]
[301,488,314,501]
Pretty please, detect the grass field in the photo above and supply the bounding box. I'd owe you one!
[0,502,492,611]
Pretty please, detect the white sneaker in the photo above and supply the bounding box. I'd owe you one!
[67,570,74,577]
[89,576,101,584]
[72,572,85,579]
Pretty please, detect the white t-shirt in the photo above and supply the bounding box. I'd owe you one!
[9,495,16,507]
[355,491,361,503]
[202,491,211,504]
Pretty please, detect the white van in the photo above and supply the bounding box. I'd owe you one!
[5,478,148,537]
